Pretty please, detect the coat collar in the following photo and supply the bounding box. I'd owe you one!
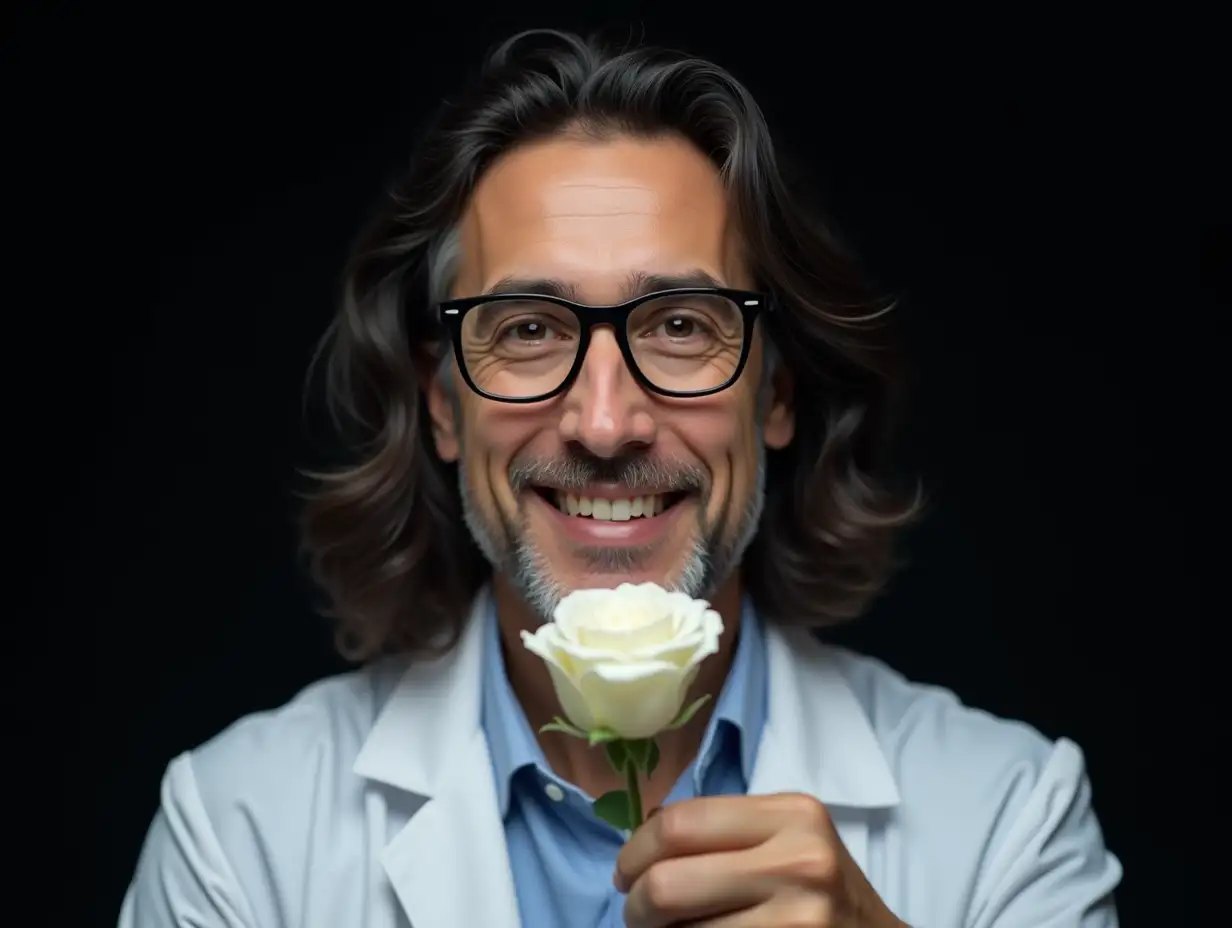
[353,591,899,928]
[353,588,490,796]
[750,625,901,808]
[354,589,522,928]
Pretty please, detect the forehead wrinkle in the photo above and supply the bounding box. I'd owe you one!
[546,211,659,218]
[458,135,750,294]
[541,182,661,217]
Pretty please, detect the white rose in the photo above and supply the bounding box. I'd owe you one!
[520,582,725,740]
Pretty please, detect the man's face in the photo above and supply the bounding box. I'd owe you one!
[427,132,794,622]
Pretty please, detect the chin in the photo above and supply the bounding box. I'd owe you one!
[545,547,709,596]
[509,546,711,624]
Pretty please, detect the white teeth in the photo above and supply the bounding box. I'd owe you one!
[555,492,668,520]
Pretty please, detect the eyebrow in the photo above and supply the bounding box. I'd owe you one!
[483,269,727,302]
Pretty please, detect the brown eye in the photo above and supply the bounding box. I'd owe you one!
[513,321,548,340]
[662,316,696,338]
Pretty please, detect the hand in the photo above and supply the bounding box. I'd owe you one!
[614,794,906,928]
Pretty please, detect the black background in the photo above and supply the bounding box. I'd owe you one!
[8,5,1208,926]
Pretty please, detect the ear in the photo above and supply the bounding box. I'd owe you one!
[761,359,795,451]
[422,355,461,463]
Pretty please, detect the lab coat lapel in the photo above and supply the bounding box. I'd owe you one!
[353,589,521,928]
[381,731,518,928]
[749,625,901,874]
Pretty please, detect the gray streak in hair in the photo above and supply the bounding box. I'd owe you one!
[427,225,463,305]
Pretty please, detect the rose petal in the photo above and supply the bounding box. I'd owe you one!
[574,661,693,739]
[519,626,559,663]
[553,588,613,632]
[542,661,599,732]
[573,611,676,651]
[544,629,705,665]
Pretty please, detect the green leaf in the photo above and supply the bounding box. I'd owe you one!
[539,716,588,739]
[592,790,634,831]
[604,740,629,773]
[664,695,711,731]
[587,727,620,746]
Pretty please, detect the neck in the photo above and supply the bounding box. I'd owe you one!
[494,575,743,811]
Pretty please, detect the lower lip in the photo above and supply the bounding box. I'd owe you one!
[532,492,689,547]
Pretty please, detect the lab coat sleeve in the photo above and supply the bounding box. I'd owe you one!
[968,738,1122,928]
[118,754,260,928]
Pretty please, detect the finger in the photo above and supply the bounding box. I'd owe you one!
[621,848,768,928]
[616,794,811,891]
[675,892,833,927]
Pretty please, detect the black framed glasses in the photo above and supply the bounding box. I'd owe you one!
[436,287,770,403]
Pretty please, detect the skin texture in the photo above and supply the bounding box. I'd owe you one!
[615,795,906,928]
[426,133,901,925]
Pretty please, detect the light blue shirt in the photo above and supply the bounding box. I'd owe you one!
[481,600,768,928]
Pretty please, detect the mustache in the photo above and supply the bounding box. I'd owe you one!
[508,450,707,495]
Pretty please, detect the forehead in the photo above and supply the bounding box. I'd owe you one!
[456,133,747,299]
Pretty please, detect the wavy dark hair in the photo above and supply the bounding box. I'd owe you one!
[301,29,921,662]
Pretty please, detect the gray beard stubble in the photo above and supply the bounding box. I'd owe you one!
[458,441,768,623]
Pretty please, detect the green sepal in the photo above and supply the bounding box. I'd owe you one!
[604,740,629,773]
[624,738,656,773]
[602,737,660,777]
[644,740,660,777]
[587,727,620,746]
[538,716,588,739]
[664,695,711,731]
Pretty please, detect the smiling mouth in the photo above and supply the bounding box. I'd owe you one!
[532,488,688,522]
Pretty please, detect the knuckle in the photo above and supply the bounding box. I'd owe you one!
[786,793,831,830]
[758,824,841,888]
[641,863,679,912]
[805,842,842,885]
[653,804,693,853]
[772,841,839,888]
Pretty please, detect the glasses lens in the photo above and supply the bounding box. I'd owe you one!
[627,293,745,393]
[457,293,748,399]
[459,299,581,399]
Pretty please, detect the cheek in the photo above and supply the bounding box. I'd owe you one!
[461,406,540,514]
[672,396,761,511]
[723,416,763,509]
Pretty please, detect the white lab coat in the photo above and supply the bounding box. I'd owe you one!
[120,590,1121,927]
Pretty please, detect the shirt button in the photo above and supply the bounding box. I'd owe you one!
[544,782,565,802]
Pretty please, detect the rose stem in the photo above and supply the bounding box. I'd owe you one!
[624,758,643,827]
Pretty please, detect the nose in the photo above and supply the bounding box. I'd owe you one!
[557,327,657,458]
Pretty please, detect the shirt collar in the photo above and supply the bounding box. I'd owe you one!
[694,597,766,788]
[480,596,768,816]
[481,602,547,816]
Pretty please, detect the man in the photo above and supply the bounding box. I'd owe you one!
[120,29,1121,928]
